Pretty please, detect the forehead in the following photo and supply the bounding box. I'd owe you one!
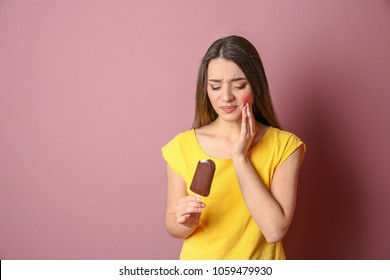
[207,58,246,79]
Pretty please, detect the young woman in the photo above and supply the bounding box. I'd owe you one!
[162,35,306,259]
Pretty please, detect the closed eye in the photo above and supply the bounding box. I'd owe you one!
[209,83,221,91]
[234,84,247,90]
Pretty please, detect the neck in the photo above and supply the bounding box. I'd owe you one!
[212,117,242,140]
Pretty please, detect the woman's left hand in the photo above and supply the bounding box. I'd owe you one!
[232,103,256,159]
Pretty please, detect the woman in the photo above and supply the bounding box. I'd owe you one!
[162,35,306,259]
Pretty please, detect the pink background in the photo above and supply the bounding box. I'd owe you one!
[1,0,389,259]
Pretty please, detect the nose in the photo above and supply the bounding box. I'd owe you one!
[221,86,234,102]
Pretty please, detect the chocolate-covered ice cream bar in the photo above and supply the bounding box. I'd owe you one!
[190,159,216,197]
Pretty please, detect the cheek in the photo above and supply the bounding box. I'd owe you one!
[242,94,253,105]
[207,92,218,108]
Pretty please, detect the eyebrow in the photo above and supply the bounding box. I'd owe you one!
[208,77,247,83]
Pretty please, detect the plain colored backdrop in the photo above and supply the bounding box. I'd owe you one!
[1,0,389,259]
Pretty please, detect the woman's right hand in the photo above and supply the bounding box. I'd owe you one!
[176,195,206,229]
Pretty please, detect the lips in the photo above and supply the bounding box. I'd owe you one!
[220,105,237,113]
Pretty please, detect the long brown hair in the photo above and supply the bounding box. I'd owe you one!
[192,35,281,129]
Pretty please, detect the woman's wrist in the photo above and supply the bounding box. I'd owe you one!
[166,213,197,239]
[232,152,249,165]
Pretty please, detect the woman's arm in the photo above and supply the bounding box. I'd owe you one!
[232,104,305,243]
[233,147,304,243]
[165,164,205,239]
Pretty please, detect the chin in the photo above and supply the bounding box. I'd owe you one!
[219,114,241,123]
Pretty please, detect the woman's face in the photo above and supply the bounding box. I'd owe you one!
[207,58,253,122]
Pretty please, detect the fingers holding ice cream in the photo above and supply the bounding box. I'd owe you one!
[176,195,206,229]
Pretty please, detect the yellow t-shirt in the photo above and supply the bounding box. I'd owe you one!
[162,127,305,260]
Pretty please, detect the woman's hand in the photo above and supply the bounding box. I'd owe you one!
[175,195,205,229]
[232,103,256,159]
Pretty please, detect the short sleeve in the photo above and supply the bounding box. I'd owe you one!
[161,136,183,177]
[277,132,306,168]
